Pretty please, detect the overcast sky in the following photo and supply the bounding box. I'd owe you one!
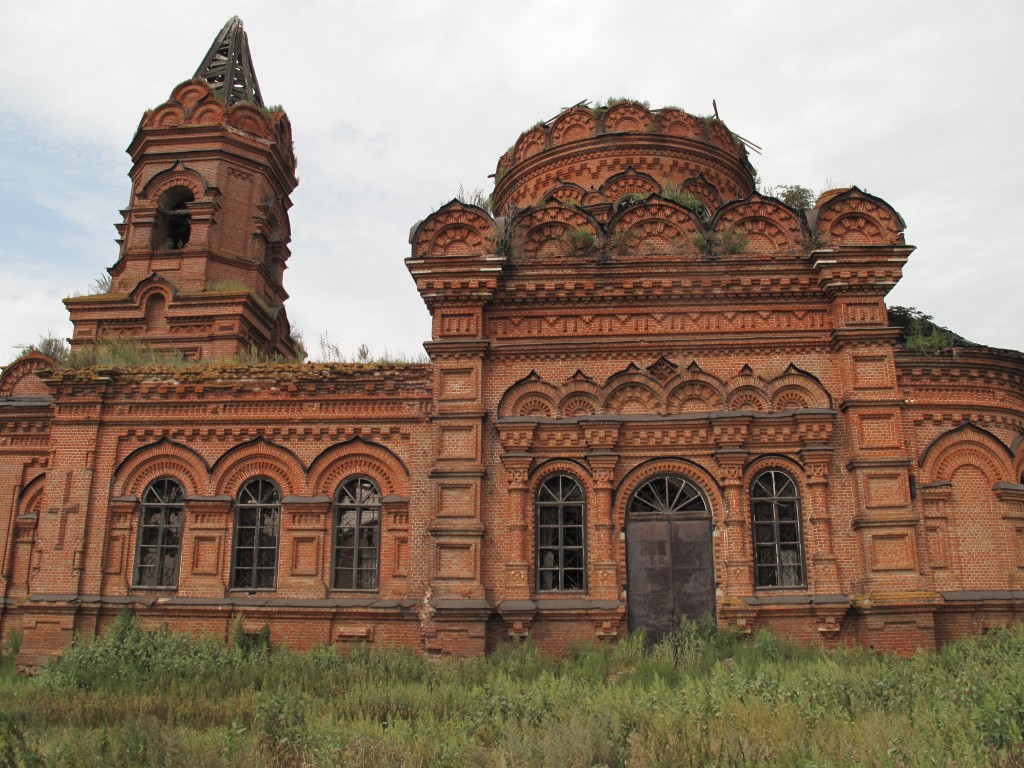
[1,1,1022,363]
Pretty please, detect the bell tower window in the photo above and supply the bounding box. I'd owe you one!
[153,186,194,250]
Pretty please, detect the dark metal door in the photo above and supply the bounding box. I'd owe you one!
[626,517,715,642]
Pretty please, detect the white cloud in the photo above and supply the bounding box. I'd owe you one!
[1,0,1022,363]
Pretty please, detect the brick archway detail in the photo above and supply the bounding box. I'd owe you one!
[308,439,410,498]
[113,439,208,497]
[615,458,722,519]
[920,424,1014,483]
[212,438,304,496]
[18,474,46,516]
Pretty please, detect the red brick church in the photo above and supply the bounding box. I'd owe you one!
[3,18,1023,665]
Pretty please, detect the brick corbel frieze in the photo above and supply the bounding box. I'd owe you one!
[811,246,914,299]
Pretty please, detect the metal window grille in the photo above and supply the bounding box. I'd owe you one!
[231,477,281,590]
[628,474,709,517]
[134,478,185,588]
[536,475,586,592]
[751,470,806,588]
[332,476,381,590]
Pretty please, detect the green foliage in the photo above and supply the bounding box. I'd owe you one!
[288,328,307,361]
[591,97,650,120]
[565,226,596,254]
[454,184,493,214]
[694,227,748,258]
[232,615,271,655]
[5,613,1024,766]
[771,184,816,210]
[606,97,650,109]
[13,334,70,365]
[660,184,710,221]
[65,339,186,369]
[888,305,961,354]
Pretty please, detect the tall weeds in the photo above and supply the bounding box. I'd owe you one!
[2,613,1023,766]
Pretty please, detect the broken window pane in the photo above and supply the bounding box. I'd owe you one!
[231,477,281,590]
[535,475,587,592]
[133,477,185,588]
[750,470,806,589]
[333,476,381,591]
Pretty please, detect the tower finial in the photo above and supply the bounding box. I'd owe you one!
[194,16,265,107]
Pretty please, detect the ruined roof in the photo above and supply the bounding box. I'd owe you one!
[193,16,264,107]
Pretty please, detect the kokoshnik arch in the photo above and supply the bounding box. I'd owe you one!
[2,18,1023,666]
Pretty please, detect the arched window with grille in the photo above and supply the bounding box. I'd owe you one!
[134,477,185,587]
[231,477,281,590]
[536,474,586,592]
[751,470,806,588]
[333,476,381,590]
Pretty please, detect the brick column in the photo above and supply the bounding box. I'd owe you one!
[716,449,751,597]
[801,446,841,593]
[499,453,533,600]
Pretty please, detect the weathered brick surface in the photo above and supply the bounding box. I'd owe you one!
[2,77,1023,665]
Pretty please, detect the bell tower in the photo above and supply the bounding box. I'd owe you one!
[65,17,301,361]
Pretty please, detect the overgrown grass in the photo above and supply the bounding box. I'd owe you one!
[2,613,1023,766]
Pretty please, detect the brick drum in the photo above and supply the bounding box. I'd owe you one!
[1,19,1023,667]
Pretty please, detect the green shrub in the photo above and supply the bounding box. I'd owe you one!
[8,614,1024,766]
[888,305,962,354]
[565,226,596,254]
[694,227,747,257]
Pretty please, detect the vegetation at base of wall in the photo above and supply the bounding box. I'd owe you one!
[1,612,1022,767]
[888,305,964,354]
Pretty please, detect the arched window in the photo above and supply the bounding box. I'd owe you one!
[152,186,194,250]
[333,476,381,590]
[629,474,709,516]
[751,470,806,588]
[231,478,280,590]
[134,478,185,587]
[536,474,586,592]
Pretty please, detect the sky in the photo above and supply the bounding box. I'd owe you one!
[1,1,1022,363]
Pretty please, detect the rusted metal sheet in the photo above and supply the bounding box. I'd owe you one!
[626,518,714,642]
